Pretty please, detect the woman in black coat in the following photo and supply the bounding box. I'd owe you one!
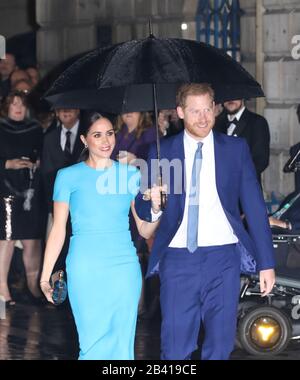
[0,91,44,305]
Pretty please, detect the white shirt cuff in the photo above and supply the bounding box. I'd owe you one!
[151,209,162,222]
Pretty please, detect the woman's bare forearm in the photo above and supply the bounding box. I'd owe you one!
[40,225,66,282]
[138,219,160,239]
[131,202,160,239]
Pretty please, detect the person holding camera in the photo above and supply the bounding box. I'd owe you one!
[0,90,44,306]
[284,104,300,191]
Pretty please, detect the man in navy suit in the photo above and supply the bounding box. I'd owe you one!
[135,83,275,360]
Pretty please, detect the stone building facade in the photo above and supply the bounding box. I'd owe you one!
[1,0,300,197]
[240,0,300,199]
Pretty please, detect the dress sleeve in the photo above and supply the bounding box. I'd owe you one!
[53,169,71,204]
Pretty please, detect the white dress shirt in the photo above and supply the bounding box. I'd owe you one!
[60,120,80,153]
[227,106,245,136]
[169,130,238,247]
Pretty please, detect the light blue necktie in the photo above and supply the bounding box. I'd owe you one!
[187,142,203,253]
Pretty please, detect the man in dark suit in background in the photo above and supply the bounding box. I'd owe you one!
[41,108,84,211]
[41,108,84,270]
[215,98,270,185]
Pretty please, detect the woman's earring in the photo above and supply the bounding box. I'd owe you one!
[85,144,88,149]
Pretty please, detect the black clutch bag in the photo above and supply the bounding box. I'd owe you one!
[50,270,68,305]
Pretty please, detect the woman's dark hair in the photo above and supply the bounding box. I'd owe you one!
[81,111,104,137]
[78,111,114,162]
[0,90,29,118]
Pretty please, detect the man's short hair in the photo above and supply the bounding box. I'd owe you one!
[176,83,215,108]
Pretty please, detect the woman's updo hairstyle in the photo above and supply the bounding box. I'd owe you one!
[78,111,115,162]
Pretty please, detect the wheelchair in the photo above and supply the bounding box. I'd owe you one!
[237,232,300,356]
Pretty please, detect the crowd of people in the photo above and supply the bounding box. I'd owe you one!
[0,50,299,360]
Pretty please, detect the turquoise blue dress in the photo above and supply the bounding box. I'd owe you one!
[53,161,142,360]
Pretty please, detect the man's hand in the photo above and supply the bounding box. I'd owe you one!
[259,268,275,297]
[150,184,167,214]
[268,216,286,229]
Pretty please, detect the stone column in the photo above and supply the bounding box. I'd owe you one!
[240,0,300,197]
[36,0,186,74]
[263,0,300,196]
[36,0,97,74]
[0,0,33,39]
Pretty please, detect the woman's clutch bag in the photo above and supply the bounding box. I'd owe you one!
[51,270,67,305]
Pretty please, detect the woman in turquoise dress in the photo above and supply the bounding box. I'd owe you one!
[40,112,161,360]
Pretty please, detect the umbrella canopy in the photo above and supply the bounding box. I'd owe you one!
[45,35,264,111]
[28,50,91,113]
[45,34,264,209]
[46,83,178,113]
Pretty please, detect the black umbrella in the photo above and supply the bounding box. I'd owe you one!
[45,33,264,207]
[45,35,263,106]
[46,83,178,113]
[28,50,92,113]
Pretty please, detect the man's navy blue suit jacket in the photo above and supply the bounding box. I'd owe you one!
[135,130,275,278]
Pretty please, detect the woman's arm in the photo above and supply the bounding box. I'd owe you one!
[130,184,162,239]
[131,201,160,239]
[40,201,69,302]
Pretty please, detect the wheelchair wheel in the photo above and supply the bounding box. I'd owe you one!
[238,306,291,356]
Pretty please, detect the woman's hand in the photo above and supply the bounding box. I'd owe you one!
[5,158,34,170]
[40,281,54,304]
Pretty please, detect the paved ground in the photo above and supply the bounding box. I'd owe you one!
[1,299,300,360]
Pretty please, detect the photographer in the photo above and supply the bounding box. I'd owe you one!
[286,104,300,191]
[269,190,300,233]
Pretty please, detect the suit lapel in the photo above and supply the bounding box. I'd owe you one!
[213,130,228,196]
[55,127,65,157]
[170,132,185,212]
[72,122,84,159]
[232,108,249,136]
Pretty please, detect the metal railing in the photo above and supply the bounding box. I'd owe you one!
[196,0,241,60]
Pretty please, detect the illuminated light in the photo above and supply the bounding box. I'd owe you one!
[257,325,275,342]
[181,23,188,31]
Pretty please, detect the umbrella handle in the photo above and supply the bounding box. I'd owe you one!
[158,175,167,211]
[160,191,167,211]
